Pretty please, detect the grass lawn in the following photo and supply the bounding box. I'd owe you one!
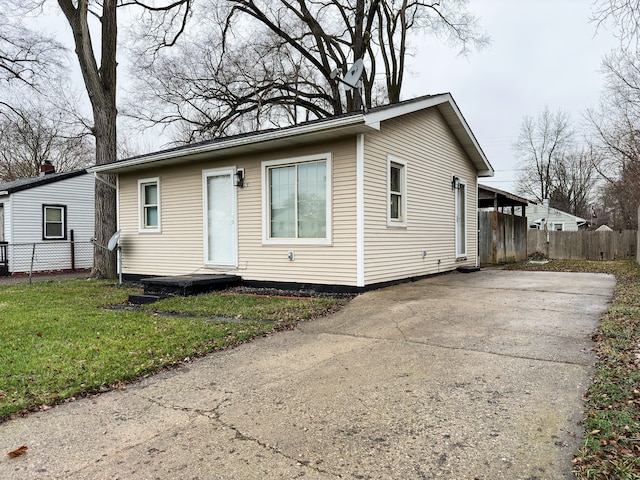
[506,260,640,479]
[0,280,347,422]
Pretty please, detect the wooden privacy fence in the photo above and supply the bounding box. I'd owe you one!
[479,210,528,265]
[527,229,637,261]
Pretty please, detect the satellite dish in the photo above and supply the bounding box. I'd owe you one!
[342,59,364,91]
[107,230,121,252]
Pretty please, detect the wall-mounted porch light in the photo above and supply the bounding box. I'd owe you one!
[235,169,245,188]
[451,175,460,190]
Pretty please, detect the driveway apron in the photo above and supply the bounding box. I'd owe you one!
[0,269,615,479]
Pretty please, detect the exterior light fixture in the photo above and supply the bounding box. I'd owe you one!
[235,169,245,188]
[452,175,460,190]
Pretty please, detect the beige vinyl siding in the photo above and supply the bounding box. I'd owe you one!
[362,108,478,285]
[117,139,359,286]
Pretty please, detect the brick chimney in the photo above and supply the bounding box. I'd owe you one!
[40,160,55,175]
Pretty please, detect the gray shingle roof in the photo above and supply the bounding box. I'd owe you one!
[0,170,88,194]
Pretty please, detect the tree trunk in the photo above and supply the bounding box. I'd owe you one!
[58,0,118,279]
[92,108,118,279]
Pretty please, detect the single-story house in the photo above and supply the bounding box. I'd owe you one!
[526,204,587,232]
[91,93,494,291]
[0,163,95,275]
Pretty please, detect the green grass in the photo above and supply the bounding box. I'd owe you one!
[506,260,640,479]
[0,280,347,422]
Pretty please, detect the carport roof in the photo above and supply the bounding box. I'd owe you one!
[478,184,529,209]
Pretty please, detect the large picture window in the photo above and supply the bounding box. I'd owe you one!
[263,154,332,245]
[43,205,66,240]
[138,178,160,232]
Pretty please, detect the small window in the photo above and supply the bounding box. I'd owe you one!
[553,222,564,231]
[387,156,407,226]
[43,205,66,240]
[138,178,160,232]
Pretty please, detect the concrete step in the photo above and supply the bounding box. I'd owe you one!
[128,294,166,305]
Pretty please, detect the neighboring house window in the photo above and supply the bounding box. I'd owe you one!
[455,179,467,258]
[42,205,66,240]
[262,153,332,245]
[388,156,407,226]
[138,178,160,232]
[552,222,564,231]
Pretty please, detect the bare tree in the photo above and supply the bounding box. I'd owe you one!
[127,0,488,141]
[592,0,640,49]
[0,98,93,181]
[548,147,602,219]
[52,0,193,278]
[514,107,575,203]
[0,5,64,88]
[586,50,640,228]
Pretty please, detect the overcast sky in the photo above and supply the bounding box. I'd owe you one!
[34,1,619,196]
[403,0,619,194]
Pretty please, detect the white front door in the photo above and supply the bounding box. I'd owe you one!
[204,169,237,266]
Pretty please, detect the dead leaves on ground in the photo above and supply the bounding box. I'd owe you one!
[7,445,27,458]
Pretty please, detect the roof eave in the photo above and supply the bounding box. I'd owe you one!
[90,115,373,174]
[365,93,495,177]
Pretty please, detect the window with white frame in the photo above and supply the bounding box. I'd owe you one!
[552,222,564,231]
[138,178,160,232]
[263,154,331,244]
[43,205,66,240]
[388,156,407,226]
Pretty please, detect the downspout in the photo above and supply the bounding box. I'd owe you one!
[356,134,365,287]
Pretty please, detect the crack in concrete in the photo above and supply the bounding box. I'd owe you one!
[302,328,593,367]
[133,390,343,478]
[392,302,412,342]
[225,422,341,478]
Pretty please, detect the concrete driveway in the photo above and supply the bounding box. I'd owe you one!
[0,269,614,479]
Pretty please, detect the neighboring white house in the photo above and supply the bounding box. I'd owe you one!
[526,203,587,232]
[0,166,95,274]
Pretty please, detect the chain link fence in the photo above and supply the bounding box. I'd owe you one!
[0,240,94,276]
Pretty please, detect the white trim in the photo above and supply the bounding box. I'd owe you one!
[137,177,161,233]
[455,178,468,258]
[356,134,365,287]
[91,116,369,173]
[42,205,66,240]
[90,94,493,179]
[387,155,408,228]
[116,175,120,232]
[261,153,332,246]
[202,168,238,267]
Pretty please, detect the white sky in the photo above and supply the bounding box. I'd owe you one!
[34,1,619,195]
[402,0,620,194]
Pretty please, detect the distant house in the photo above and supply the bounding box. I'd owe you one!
[526,204,587,232]
[0,164,95,275]
[91,93,494,291]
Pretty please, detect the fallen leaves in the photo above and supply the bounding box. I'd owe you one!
[7,445,28,458]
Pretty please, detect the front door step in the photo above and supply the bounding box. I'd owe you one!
[140,274,241,297]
